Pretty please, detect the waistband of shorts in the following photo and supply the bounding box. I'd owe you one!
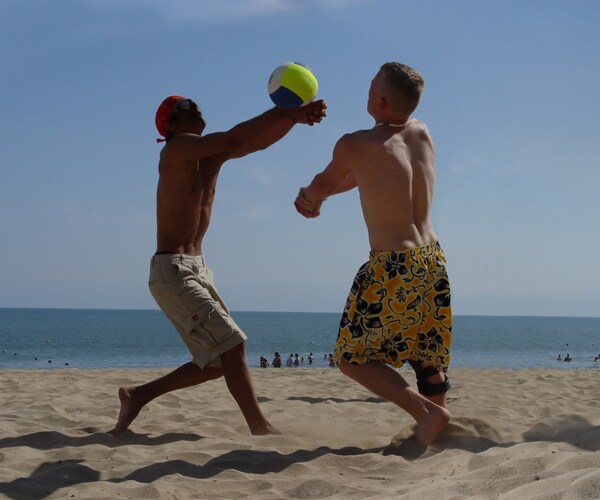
[151,253,206,267]
[369,241,442,260]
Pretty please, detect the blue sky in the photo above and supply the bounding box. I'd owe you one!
[1,0,599,316]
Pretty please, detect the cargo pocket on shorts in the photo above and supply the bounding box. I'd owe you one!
[181,302,234,350]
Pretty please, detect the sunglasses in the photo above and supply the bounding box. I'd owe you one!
[175,98,197,111]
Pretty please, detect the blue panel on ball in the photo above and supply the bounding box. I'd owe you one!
[270,87,304,109]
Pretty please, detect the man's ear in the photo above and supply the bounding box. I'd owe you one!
[166,117,177,132]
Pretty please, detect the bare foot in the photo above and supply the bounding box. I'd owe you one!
[250,422,282,436]
[415,406,450,446]
[108,386,144,436]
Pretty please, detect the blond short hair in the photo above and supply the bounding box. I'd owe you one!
[379,62,425,114]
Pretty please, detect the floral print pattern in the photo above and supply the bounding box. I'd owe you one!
[334,242,452,371]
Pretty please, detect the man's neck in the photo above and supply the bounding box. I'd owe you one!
[373,112,411,127]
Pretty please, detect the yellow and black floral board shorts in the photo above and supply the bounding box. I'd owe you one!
[333,242,451,371]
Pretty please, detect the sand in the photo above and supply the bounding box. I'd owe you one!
[1,367,599,499]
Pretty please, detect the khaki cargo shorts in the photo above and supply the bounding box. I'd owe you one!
[148,254,247,369]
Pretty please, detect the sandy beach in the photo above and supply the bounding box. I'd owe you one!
[1,367,599,499]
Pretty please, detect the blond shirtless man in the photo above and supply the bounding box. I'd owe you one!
[295,63,451,446]
[110,95,326,436]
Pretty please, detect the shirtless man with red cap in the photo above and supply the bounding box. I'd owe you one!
[110,95,326,436]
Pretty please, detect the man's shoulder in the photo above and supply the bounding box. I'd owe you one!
[336,128,374,149]
[406,119,432,139]
[344,127,374,140]
[159,137,228,171]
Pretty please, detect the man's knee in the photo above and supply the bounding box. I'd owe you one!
[338,359,356,376]
[220,341,247,364]
[203,366,224,380]
[337,358,347,371]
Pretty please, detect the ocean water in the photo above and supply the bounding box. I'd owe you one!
[0,308,599,370]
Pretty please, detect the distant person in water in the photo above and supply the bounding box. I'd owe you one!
[272,352,282,368]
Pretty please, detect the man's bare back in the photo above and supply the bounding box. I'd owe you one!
[338,119,438,251]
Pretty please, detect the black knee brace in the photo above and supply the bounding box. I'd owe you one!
[409,362,451,396]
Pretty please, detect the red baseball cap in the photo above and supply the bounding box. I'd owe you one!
[155,95,186,142]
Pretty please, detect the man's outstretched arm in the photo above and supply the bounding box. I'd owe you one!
[227,100,327,159]
[166,100,327,163]
[295,134,354,218]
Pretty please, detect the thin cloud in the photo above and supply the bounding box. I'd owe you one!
[489,160,532,177]
[244,166,275,187]
[174,0,296,21]
[318,0,372,9]
[449,157,486,175]
[449,158,532,177]
[89,0,371,23]
[242,204,272,219]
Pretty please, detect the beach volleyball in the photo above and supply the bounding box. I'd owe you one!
[268,62,318,109]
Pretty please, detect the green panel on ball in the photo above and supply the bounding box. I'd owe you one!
[281,63,318,104]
